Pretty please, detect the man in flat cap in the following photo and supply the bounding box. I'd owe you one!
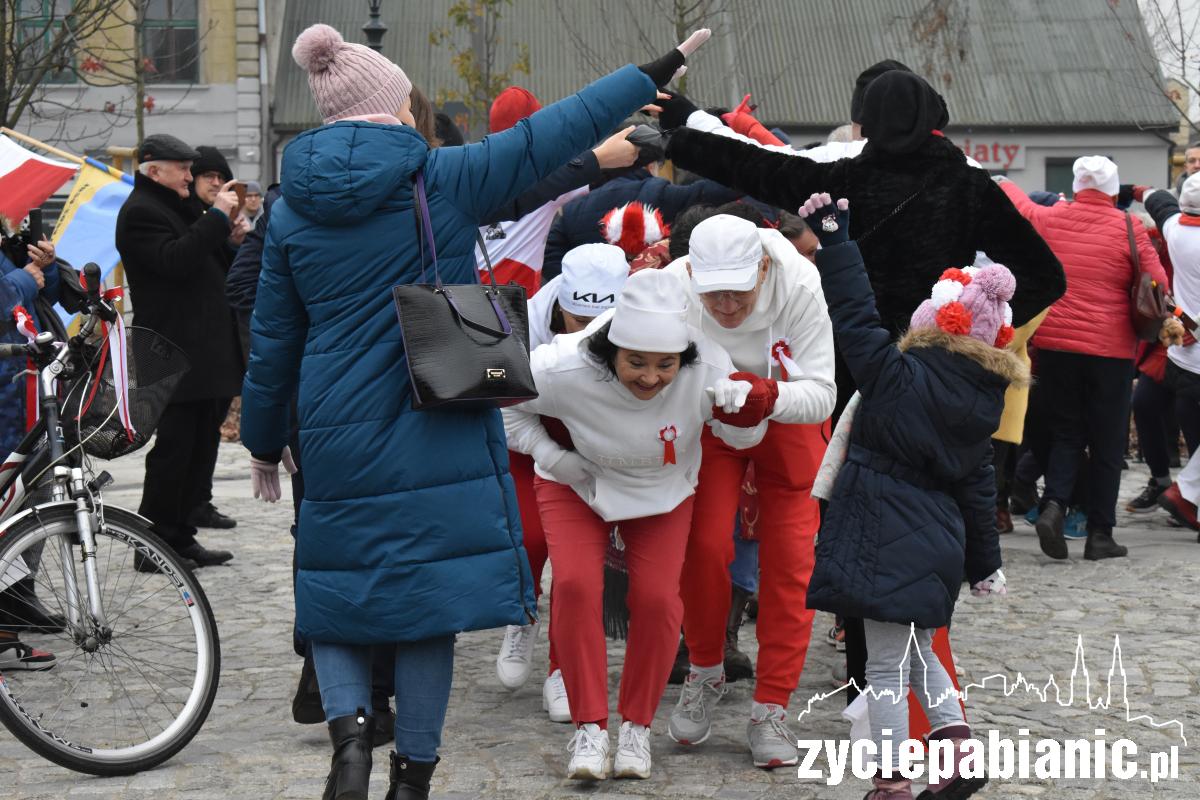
[116,133,246,572]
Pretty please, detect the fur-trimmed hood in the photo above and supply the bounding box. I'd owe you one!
[898,326,1031,388]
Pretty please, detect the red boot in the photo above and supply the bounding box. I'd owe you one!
[916,724,987,799]
[1157,483,1200,532]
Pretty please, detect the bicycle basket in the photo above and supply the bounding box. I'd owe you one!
[63,326,191,460]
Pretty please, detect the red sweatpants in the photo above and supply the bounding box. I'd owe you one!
[536,477,693,727]
[510,451,558,674]
[680,421,826,707]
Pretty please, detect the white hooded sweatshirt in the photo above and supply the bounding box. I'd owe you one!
[502,312,766,522]
[664,228,836,424]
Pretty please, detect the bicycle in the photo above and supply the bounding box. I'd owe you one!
[0,263,220,775]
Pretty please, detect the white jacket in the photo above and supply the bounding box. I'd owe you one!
[526,274,562,350]
[664,228,836,424]
[1147,189,1200,375]
[503,312,765,522]
[683,109,983,168]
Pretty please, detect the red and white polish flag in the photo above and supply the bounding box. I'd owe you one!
[0,134,78,226]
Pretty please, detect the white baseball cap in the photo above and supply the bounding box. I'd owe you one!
[687,214,764,292]
[606,268,690,352]
[558,243,629,317]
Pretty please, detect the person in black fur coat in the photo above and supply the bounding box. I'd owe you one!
[665,71,1065,344]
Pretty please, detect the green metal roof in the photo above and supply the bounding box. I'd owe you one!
[272,0,1180,133]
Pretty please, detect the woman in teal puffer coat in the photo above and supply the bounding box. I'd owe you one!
[240,22,709,800]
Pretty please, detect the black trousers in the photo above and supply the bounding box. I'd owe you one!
[139,399,229,551]
[192,397,233,514]
[1039,350,1134,533]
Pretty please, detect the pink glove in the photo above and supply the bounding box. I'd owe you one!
[250,446,297,503]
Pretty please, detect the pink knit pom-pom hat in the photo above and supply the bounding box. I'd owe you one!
[909,264,1017,348]
[292,23,413,124]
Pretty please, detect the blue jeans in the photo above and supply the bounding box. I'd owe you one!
[729,513,759,594]
[311,635,456,761]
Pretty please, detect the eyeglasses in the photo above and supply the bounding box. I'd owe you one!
[700,288,756,302]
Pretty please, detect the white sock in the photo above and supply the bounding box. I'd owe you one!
[689,663,724,683]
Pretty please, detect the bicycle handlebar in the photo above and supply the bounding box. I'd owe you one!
[0,343,29,359]
[83,263,102,306]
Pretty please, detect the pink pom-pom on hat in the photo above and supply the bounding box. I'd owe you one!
[292,23,413,125]
[910,262,1017,348]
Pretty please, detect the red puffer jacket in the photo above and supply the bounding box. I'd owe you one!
[1001,183,1169,360]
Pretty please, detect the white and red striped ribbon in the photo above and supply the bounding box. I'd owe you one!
[12,306,39,427]
[101,288,135,441]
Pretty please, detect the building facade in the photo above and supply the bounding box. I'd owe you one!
[11,0,273,184]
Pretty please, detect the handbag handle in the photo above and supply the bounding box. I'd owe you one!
[1126,211,1141,280]
[412,170,512,337]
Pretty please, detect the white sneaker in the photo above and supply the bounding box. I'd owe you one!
[613,721,652,779]
[566,723,610,780]
[496,621,538,689]
[542,669,572,723]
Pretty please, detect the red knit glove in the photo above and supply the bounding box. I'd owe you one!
[712,371,779,427]
[1133,185,1151,202]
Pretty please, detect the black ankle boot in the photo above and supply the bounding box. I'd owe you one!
[292,656,325,724]
[1084,528,1128,560]
[1035,500,1068,560]
[371,693,396,748]
[384,752,438,800]
[323,710,374,800]
[723,585,754,682]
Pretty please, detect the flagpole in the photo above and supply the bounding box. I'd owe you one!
[0,127,132,184]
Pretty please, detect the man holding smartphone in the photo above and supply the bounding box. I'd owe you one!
[116,135,246,570]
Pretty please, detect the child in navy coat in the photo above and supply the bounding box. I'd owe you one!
[800,194,1019,800]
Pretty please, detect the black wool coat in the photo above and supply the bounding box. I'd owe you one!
[806,243,1024,629]
[115,173,245,401]
[666,130,1066,335]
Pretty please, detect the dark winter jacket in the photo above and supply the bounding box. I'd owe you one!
[0,249,61,454]
[115,173,245,401]
[806,242,1022,629]
[482,150,602,226]
[666,129,1065,334]
[226,184,282,312]
[240,64,656,646]
[541,168,739,281]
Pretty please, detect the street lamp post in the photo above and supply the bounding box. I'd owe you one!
[364,0,387,52]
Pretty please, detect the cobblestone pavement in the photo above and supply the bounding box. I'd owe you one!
[3,445,1198,799]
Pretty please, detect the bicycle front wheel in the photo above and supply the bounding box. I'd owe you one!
[0,502,220,775]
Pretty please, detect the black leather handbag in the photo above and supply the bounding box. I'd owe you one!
[392,170,537,411]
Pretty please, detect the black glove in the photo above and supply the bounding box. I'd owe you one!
[638,49,686,89]
[1117,183,1135,210]
[656,91,699,131]
[798,193,850,248]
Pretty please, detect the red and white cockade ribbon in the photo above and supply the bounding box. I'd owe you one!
[77,286,135,442]
[770,337,800,382]
[12,306,39,429]
[658,425,678,466]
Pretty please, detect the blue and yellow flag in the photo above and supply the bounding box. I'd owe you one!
[52,161,134,326]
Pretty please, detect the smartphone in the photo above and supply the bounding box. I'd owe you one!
[27,209,44,243]
[233,182,248,214]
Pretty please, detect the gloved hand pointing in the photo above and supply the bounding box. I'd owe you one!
[638,29,711,88]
